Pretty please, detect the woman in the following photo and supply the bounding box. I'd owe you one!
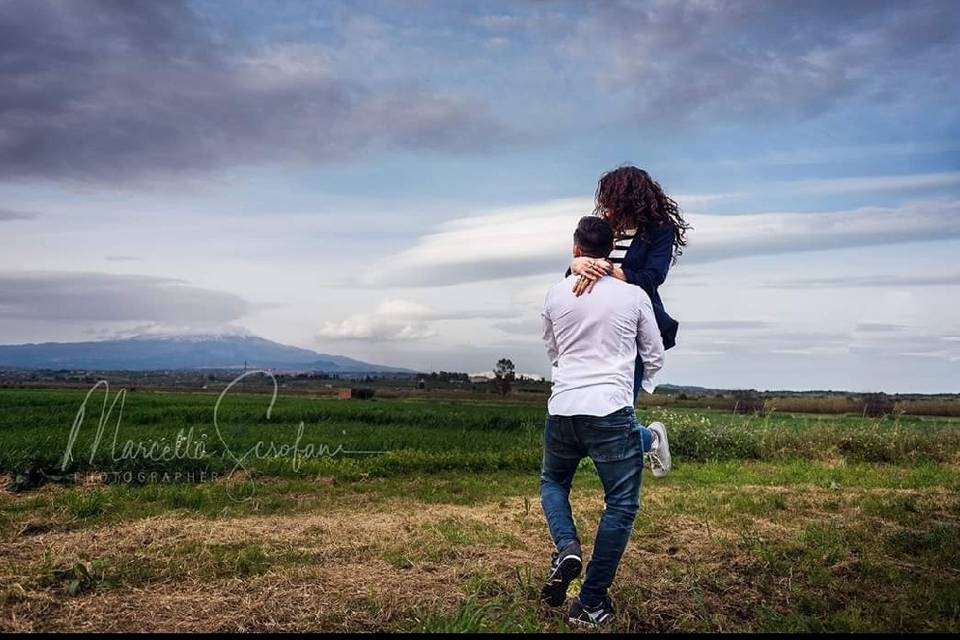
[569,165,690,401]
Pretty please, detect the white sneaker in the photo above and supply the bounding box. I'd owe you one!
[646,421,671,478]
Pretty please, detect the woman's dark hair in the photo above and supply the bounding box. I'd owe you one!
[593,165,691,264]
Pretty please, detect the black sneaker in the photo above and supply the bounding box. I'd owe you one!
[568,596,615,627]
[539,541,582,607]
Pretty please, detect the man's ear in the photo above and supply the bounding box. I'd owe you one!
[573,244,583,258]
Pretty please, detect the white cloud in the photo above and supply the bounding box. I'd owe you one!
[854,322,907,333]
[363,197,585,286]
[317,316,437,342]
[770,171,960,195]
[316,298,514,343]
[688,200,960,263]
[82,322,252,340]
[770,273,960,289]
[365,198,960,286]
[374,299,436,319]
[373,298,514,321]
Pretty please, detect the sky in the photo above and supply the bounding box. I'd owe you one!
[1,0,959,392]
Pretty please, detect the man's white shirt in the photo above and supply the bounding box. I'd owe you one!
[541,274,664,417]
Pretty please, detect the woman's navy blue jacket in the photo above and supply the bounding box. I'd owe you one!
[620,223,679,350]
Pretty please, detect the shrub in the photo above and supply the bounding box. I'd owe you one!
[862,393,895,417]
[733,390,765,414]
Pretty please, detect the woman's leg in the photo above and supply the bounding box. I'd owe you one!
[633,421,655,453]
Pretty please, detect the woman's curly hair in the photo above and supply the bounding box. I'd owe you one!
[593,165,691,264]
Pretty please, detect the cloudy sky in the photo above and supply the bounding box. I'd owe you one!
[1,0,959,392]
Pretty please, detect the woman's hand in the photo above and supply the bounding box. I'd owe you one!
[571,256,612,280]
[570,257,612,296]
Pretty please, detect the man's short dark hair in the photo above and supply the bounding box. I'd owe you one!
[573,216,614,258]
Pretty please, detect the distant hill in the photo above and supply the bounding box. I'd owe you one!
[0,335,412,373]
[655,384,717,395]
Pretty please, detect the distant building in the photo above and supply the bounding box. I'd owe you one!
[337,388,376,400]
[469,371,545,383]
[516,373,546,382]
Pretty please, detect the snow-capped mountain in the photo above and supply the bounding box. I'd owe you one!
[0,335,412,373]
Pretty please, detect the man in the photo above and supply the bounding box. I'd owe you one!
[539,215,671,627]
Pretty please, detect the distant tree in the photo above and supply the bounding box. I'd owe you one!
[733,389,765,414]
[494,358,515,396]
[862,392,895,417]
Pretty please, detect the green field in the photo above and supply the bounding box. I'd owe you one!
[1,387,959,632]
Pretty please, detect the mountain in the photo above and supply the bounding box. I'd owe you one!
[0,335,413,373]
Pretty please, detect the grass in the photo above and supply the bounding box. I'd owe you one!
[0,388,959,631]
[2,461,959,632]
[1,389,958,486]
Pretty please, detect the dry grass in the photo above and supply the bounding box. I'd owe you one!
[1,499,536,631]
[2,471,958,632]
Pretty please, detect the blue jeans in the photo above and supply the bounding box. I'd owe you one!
[540,407,654,607]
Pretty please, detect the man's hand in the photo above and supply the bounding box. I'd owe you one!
[570,257,611,296]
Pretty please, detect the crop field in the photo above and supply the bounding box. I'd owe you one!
[1,386,959,632]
